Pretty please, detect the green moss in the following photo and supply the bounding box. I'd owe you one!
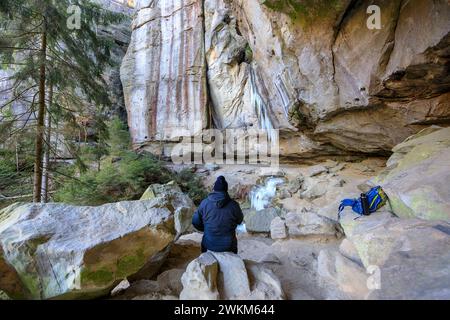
[140,186,156,200]
[408,190,448,220]
[27,236,51,256]
[339,214,359,236]
[80,268,114,286]
[287,102,313,128]
[262,0,345,27]
[353,235,394,268]
[244,44,253,63]
[19,272,42,299]
[80,247,147,286]
[116,248,146,278]
[383,194,414,218]
[12,237,53,299]
[385,192,448,221]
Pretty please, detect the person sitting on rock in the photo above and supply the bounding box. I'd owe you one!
[192,175,244,254]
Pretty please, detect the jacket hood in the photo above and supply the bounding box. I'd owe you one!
[208,191,231,208]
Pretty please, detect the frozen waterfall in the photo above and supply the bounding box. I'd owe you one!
[250,177,285,211]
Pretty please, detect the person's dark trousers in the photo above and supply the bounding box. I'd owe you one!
[201,243,238,254]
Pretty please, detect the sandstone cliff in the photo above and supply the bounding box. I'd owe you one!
[120,0,209,144]
[121,0,450,159]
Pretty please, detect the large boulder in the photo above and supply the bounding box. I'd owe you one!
[269,211,342,240]
[244,207,281,233]
[180,252,285,300]
[270,217,287,240]
[113,268,185,300]
[244,260,286,300]
[374,126,450,220]
[213,252,251,299]
[285,212,341,238]
[140,181,196,234]
[338,209,450,299]
[317,249,370,300]
[0,197,182,300]
[180,252,220,300]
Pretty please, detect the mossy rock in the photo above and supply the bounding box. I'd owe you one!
[140,180,179,201]
[0,200,177,299]
[376,127,450,221]
[140,187,156,200]
[262,0,346,26]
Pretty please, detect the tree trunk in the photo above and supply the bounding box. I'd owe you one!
[33,24,47,203]
[15,141,19,173]
[41,84,53,203]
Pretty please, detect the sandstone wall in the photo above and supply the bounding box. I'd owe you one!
[120,0,209,145]
[121,0,450,157]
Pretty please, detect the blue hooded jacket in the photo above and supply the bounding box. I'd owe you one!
[192,191,244,253]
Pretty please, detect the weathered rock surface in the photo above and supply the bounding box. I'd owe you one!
[180,251,285,300]
[275,173,304,199]
[244,207,281,233]
[180,252,220,300]
[140,181,196,234]
[270,211,341,240]
[338,238,361,265]
[270,216,287,240]
[121,0,208,144]
[0,198,181,300]
[122,0,450,159]
[244,260,285,300]
[285,212,341,238]
[94,0,134,119]
[336,210,450,299]
[299,172,345,201]
[113,268,185,300]
[240,0,450,154]
[213,251,251,299]
[110,279,131,296]
[204,0,255,129]
[317,248,370,299]
[375,126,450,220]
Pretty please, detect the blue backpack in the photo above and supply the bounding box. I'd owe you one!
[338,186,387,220]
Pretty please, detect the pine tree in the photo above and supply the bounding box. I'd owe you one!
[0,0,125,202]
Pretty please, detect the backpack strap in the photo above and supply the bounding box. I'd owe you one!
[338,198,357,220]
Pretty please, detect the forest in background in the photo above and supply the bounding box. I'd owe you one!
[0,0,205,209]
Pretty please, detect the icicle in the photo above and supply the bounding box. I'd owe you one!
[249,68,277,142]
[250,177,285,211]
